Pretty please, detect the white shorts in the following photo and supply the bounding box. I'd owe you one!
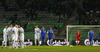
[15,34,18,41]
[8,35,12,41]
[20,34,24,41]
[35,33,40,39]
[11,34,15,41]
[3,35,7,42]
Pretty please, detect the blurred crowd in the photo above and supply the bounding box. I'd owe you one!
[77,0,100,25]
[0,0,100,25]
[0,0,75,17]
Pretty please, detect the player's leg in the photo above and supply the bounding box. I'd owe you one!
[79,39,81,45]
[41,36,43,45]
[50,39,53,45]
[1,41,4,48]
[76,38,78,45]
[4,36,7,48]
[91,38,93,45]
[50,36,53,45]
[76,38,79,45]
[20,36,24,48]
[12,35,15,48]
[21,41,24,48]
[89,38,92,45]
[12,40,15,48]
[37,33,40,45]
[37,33,40,46]
[43,36,46,45]
[8,36,12,48]
[1,35,5,48]
[35,34,37,45]
[15,35,18,49]
[48,36,50,45]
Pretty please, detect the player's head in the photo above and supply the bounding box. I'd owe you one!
[50,27,52,30]
[15,24,18,28]
[90,29,92,31]
[35,25,38,28]
[18,25,21,28]
[9,24,12,27]
[77,30,80,33]
[5,25,7,28]
[42,26,44,29]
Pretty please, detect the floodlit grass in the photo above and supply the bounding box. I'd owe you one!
[0,46,100,52]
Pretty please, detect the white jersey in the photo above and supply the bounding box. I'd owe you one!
[19,27,24,35]
[12,27,18,35]
[19,27,24,41]
[7,27,13,41]
[7,27,13,35]
[3,28,7,41]
[3,28,7,36]
[35,28,41,39]
[12,27,18,41]
[35,28,41,34]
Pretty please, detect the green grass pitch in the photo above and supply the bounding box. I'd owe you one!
[0,46,100,52]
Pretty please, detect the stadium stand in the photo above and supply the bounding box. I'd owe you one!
[0,0,99,39]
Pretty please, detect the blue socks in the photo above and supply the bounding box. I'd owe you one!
[44,42,45,45]
[90,42,93,45]
[49,42,52,45]
[41,41,46,45]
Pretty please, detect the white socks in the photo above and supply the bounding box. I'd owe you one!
[21,42,24,48]
[2,41,7,48]
[15,42,18,48]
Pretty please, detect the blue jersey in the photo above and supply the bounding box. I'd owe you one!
[94,35,98,39]
[41,29,46,40]
[41,29,46,36]
[88,31,94,38]
[47,30,53,40]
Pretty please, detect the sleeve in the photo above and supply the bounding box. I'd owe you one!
[35,28,36,33]
[20,28,22,31]
[39,29,41,33]
[6,28,9,34]
[23,28,24,32]
[3,29,5,34]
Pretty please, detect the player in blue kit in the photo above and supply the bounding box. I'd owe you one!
[40,26,46,45]
[88,29,94,46]
[47,27,54,45]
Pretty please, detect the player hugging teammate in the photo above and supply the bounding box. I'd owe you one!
[1,24,24,49]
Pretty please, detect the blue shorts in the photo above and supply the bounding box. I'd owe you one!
[48,36,53,40]
[41,36,46,40]
[89,38,93,41]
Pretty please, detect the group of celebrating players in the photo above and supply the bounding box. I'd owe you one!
[1,24,24,49]
[1,24,54,49]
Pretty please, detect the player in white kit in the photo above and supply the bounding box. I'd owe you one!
[1,25,8,48]
[35,25,41,45]
[7,24,13,48]
[19,25,24,48]
[12,25,19,48]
